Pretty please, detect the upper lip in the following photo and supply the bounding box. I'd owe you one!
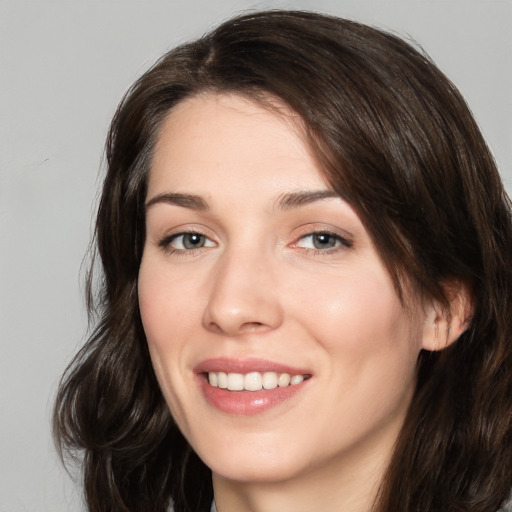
[194,357,311,375]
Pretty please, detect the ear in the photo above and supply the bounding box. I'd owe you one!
[421,281,474,352]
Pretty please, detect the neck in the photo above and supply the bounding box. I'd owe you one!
[212,434,394,512]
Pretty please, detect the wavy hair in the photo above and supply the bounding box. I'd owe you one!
[53,10,512,512]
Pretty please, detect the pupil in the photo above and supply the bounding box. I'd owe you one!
[184,233,204,249]
[313,234,336,249]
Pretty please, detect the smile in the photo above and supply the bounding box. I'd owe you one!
[207,371,308,391]
[195,359,312,415]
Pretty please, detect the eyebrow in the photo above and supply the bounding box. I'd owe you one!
[275,190,342,210]
[145,189,343,211]
[145,192,208,211]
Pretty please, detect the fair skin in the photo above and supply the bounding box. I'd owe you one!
[138,93,465,512]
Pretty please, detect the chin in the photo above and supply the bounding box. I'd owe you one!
[199,444,303,484]
[211,461,299,484]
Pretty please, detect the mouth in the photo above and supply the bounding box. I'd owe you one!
[206,371,310,391]
[195,358,312,415]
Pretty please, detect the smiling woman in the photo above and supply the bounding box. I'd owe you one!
[139,92,438,497]
[53,10,512,512]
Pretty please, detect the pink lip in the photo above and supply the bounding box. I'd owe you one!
[194,357,310,375]
[194,358,312,416]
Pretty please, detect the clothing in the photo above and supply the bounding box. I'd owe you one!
[210,492,512,512]
[498,491,512,512]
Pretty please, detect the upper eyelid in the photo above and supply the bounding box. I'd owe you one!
[157,232,217,257]
[294,232,353,249]
[159,230,214,245]
[155,224,216,241]
[153,223,354,249]
[293,225,354,242]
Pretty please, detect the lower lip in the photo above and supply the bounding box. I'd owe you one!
[198,376,309,415]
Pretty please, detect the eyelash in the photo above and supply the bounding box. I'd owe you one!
[292,229,353,255]
[158,231,214,256]
[157,229,353,256]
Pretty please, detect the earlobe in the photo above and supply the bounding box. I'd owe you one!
[421,281,474,352]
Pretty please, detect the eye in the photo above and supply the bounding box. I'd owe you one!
[160,232,216,252]
[295,231,352,252]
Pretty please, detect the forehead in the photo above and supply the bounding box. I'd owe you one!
[148,93,330,197]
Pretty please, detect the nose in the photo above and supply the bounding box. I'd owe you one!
[202,249,284,336]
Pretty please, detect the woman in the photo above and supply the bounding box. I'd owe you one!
[53,10,512,512]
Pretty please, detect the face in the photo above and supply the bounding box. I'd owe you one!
[138,93,429,485]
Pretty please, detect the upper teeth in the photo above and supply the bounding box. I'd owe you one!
[208,371,306,391]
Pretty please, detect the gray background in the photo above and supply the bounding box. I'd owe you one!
[1,1,510,510]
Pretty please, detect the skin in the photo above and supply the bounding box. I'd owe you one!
[138,93,460,512]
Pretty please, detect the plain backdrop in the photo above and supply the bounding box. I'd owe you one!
[1,1,511,510]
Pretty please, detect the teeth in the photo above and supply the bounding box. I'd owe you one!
[208,372,218,387]
[244,372,262,391]
[227,373,244,391]
[217,372,228,389]
[278,373,291,387]
[207,371,308,391]
[262,372,278,389]
[290,375,304,385]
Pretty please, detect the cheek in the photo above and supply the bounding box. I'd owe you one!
[292,266,421,378]
[138,261,199,347]
[300,271,421,433]
[138,262,199,429]
[137,263,188,407]
[138,271,167,350]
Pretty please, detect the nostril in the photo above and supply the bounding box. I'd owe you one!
[206,322,226,335]
[241,322,266,332]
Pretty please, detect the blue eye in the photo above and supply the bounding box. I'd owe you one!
[297,232,352,251]
[161,232,215,252]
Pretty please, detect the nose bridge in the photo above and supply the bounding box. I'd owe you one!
[203,242,283,335]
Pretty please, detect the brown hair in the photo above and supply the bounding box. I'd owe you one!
[53,10,512,512]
